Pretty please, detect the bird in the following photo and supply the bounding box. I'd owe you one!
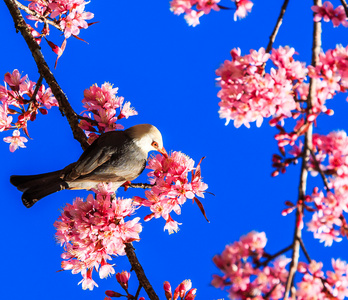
[10,124,167,208]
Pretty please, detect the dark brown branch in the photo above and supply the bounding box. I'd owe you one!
[4,0,89,150]
[29,74,43,102]
[134,284,142,300]
[299,237,311,263]
[129,183,154,189]
[125,243,159,300]
[258,244,293,267]
[77,114,98,126]
[284,1,322,299]
[265,0,290,53]
[340,0,348,18]
[14,0,61,31]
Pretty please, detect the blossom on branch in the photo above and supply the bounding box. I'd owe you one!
[212,231,291,299]
[297,259,348,299]
[312,1,348,28]
[0,69,58,151]
[303,131,348,246]
[164,279,197,300]
[54,183,142,290]
[216,46,306,128]
[232,0,253,21]
[80,82,137,143]
[134,151,208,233]
[3,129,28,152]
[25,0,94,37]
[170,0,253,27]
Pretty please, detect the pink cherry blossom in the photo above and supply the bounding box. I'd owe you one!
[119,101,138,119]
[216,47,304,128]
[233,0,254,21]
[169,0,224,27]
[3,130,28,152]
[312,1,348,27]
[164,279,197,300]
[296,259,348,299]
[164,281,172,299]
[212,231,290,299]
[184,10,204,27]
[116,270,130,289]
[36,85,58,109]
[4,69,27,91]
[196,0,220,14]
[54,183,142,289]
[60,4,94,38]
[80,83,137,140]
[134,151,208,233]
[169,0,192,15]
[0,103,12,132]
[0,70,59,150]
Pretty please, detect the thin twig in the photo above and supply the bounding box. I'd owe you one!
[129,183,154,189]
[4,0,89,150]
[283,1,322,299]
[265,0,290,53]
[125,243,159,300]
[309,148,331,191]
[298,237,311,263]
[14,0,61,31]
[264,282,280,299]
[340,0,348,18]
[258,244,293,267]
[29,74,43,102]
[77,114,99,126]
[134,284,142,300]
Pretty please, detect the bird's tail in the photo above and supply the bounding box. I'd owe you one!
[10,170,68,208]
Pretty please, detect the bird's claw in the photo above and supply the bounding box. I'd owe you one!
[122,181,132,191]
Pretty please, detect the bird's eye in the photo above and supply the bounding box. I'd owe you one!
[151,141,158,148]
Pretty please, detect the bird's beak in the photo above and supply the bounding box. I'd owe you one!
[159,147,168,158]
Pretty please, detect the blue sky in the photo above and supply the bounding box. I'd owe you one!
[1,1,348,299]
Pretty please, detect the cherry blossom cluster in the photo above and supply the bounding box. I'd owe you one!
[105,271,145,300]
[211,231,291,299]
[216,46,307,129]
[271,45,348,174]
[312,1,348,27]
[169,0,253,27]
[134,152,208,234]
[54,183,142,290]
[24,0,94,40]
[164,279,197,300]
[304,131,348,246]
[79,82,137,144]
[296,259,348,299]
[308,45,348,100]
[0,69,58,152]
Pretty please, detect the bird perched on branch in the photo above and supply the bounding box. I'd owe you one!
[11,124,167,208]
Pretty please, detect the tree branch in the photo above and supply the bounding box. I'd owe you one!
[125,243,159,300]
[309,148,331,191]
[265,0,290,53]
[14,0,61,31]
[299,237,311,263]
[29,74,43,102]
[4,0,89,150]
[283,1,322,298]
[258,244,293,267]
[129,183,154,189]
[340,0,348,18]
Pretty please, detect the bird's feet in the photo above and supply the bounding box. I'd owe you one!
[121,181,132,191]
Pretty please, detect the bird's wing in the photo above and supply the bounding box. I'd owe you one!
[63,131,129,181]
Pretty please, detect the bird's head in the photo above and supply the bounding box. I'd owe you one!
[126,124,168,158]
